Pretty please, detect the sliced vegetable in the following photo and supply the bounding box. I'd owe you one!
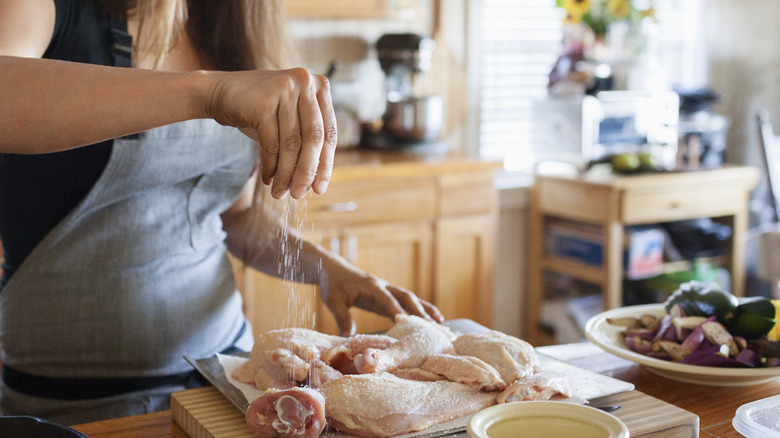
[736,348,760,367]
[680,349,748,368]
[701,321,739,357]
[605,302,780,368]
[679,324,706,355]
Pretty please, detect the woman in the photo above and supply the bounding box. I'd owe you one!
[0,0,443,425]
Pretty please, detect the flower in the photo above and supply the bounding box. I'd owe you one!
[558,0,655,37]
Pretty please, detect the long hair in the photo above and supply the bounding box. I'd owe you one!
[98,0,297,71]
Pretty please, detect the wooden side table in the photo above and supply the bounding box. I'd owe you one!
[525,166,761,346]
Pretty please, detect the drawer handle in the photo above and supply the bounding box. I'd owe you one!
[324,201,358,212]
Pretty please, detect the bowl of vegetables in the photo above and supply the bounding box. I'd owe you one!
[585,281,780,386]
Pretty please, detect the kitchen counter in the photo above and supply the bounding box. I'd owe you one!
[327,148,504,182]
[72,341,776,437]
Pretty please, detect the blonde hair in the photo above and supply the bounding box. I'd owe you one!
[100,0,297,70]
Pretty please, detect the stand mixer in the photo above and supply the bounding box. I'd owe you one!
[364,33,445,150]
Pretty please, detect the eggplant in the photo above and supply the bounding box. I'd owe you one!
[679,324,706,355]
[663,281,738,323]
[701,321,739,357]
[735,348,760,367]
[680,349,748,368]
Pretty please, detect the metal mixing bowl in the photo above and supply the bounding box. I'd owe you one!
[384,95,444,143]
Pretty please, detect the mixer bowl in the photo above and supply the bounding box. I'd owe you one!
[384,95,444,143]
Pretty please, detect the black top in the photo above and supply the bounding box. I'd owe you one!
[0,0,119,290]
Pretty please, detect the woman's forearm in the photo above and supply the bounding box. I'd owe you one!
[223,199,334,285]
[0,55,209,153]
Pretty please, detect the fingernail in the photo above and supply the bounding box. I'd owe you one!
[272,189,288,199]
[314,180,329,194]
[291,185,308,199]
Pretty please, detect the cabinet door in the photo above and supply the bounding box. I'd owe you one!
[434,215,496,327]
[315,221,434,335]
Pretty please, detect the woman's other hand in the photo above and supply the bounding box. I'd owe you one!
[202,68,337,200]
[318,254,445,337]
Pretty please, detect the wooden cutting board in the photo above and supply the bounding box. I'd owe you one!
[171,385,698,438]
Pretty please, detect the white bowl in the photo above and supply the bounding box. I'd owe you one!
[468,402,630,438]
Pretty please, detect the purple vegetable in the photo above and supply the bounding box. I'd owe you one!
[621,329,655,342]
[736,349,760,367]
[680,350,748,367]
[653,315,674,343]
[626,335,653,354]
[646,351,672,361]
[680,325,706,354]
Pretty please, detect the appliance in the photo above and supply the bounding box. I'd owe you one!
[364,33,445,151]
[676,87,729,169]
[582,90,680,169]
[531,91,679,170]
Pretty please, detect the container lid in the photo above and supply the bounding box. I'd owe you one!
[733,394,780,438]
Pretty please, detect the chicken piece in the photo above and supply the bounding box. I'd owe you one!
[496,371,579,403]
[306,358,343,388]
[353,315,456,374]
[245,387,326,438]
[235,329,397,389]
[419,354,506,391]
[322,373,496,437]
[390,367,447,382]
[453,330,540,383]
[320,334,396,374]
[233,328,344,389]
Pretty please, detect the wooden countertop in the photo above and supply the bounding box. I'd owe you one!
[72,341,777,438]
[327,149,504,182]
[535,164,761,191]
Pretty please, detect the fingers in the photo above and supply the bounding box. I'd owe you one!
[388,285,444,323]
[327,300,357,337]
[312,77,337,194]
[254,68,335,200]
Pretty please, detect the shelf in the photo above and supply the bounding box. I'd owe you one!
[540,257,606,285]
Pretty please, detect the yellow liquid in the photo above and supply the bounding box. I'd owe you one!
[486,416,609,438]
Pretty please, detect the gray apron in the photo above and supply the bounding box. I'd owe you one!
[0,120,257,423]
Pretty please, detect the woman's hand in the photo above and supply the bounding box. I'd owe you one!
[202,68,337,200]
[318,254,445,337]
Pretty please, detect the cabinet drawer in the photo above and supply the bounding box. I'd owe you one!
[621,188,746,224]
[303,177,436,226]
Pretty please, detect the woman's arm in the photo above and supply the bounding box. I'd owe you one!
[0,0,336,199]
[222,177,444,337]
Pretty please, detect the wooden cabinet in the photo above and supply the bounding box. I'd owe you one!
[525,166,761,346]
[234,150,500,337]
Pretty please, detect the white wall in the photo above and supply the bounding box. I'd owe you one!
[703,0,780,167]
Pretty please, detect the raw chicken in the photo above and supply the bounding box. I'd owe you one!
[245,387,326,438]
[233,328,343,388]
[237,318,579,438]
[233,328,394,389]
[496,371,578,403]
[321,334,397,375]
[321,372,496,437]
[453,330,540,383]
[418,353,506,391]
[353,315,457,374]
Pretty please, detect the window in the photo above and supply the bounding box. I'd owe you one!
[469,0,706,172]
